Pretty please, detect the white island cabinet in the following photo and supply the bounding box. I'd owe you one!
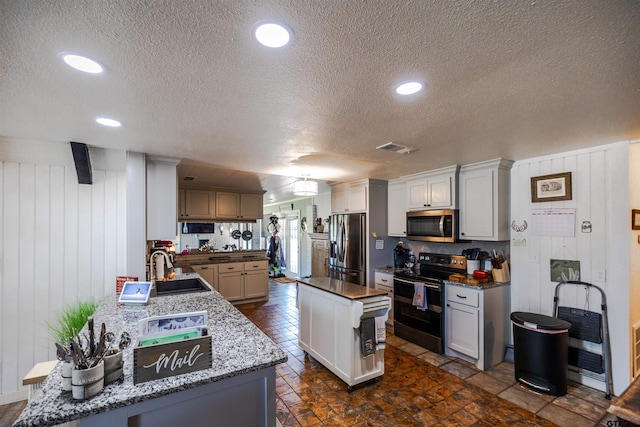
[297,278,391,391]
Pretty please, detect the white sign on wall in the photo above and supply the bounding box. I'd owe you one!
[531,208,576,237]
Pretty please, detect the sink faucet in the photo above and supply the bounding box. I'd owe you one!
[150,250,173,281]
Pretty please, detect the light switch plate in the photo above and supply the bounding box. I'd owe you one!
[375,239,384,250]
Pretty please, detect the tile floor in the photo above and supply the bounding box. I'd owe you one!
[0,281,622,427]
[238,281,620,427]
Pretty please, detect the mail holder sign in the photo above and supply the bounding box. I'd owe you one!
[133,336,212,385]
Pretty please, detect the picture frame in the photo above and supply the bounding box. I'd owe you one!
[632,209,640,230]
[531,172,572,203]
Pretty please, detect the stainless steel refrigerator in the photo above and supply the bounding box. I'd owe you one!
[328,213,366,286]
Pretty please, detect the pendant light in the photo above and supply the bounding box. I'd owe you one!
[292,177,318,196]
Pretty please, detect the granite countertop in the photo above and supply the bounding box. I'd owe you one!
[444,279,510,290]
[174,250,268,266]
[375,266,410,274]
[14,273,287,427]
[297,277,388,300]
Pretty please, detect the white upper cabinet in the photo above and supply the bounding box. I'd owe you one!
[331,180,368,213]
[458,158,513,241]
[405,165,459,210]
[146,155,181,240]
[387,179,406,237]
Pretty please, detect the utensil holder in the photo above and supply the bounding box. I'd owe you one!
[492,261,511,283]
[61,361,73,391]
[71,361,104,400]
[104,350,123,385]
[466,260,480,275]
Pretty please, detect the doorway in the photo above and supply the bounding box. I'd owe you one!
[276,210,300,278]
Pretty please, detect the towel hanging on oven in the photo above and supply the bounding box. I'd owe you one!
[412,283,428,311]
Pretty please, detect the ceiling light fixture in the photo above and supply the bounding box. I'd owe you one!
[395,81,424,95]
[61,53,104,74]
[254,21,291,48]
[95,117,121,127]
[293,177,318,196]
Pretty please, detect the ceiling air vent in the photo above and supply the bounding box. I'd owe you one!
[183,176,196,182]
[376,142,416,154]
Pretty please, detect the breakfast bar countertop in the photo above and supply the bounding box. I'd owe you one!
[296,277,388,300]
[13,274,287,427]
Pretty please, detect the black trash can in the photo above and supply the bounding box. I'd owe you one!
[511,311,571,396]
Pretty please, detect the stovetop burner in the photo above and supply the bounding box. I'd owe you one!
[395,252,467,282]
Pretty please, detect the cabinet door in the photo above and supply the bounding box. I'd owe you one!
[244,269,268,299]
[348,182,367,212]
[446,302,479,359]
[406,177,428,210]
[387,181,406,236]
[459,168,494,240]
[331,183,348,213]
[184,190,215,219]
[216,192,240,219]
[311,240,328,277]
[218,272,244,301]
[240,193,263,219]
[426,176,452,208]
[192,264,217,291]
[178,189,187,220]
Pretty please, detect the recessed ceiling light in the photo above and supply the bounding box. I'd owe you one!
[395,81,424,95]
[96,117,121,127]
[253,21,291,48]
[61,53,104,74]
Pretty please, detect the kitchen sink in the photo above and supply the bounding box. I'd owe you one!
[155,278,211,295]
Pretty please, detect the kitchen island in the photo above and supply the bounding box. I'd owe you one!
[13,273,287,427]
[296,277,391,391]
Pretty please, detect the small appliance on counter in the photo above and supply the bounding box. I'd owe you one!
[393,241,410,268]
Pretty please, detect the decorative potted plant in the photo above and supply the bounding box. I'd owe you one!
[47,300,98,392]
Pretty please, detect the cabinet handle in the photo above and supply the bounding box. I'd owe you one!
[381,279,388,283]
[456,294,467,299]
[201,267,208,270]
[252,265,258,268]
[461,232,465,236]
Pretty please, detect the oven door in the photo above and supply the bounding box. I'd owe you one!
[393,277,442,337]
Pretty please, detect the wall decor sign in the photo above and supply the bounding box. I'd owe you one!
[531,172,572,203]
[550,259,580,282]
[632,209,640,230]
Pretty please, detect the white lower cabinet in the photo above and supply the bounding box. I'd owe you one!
[445,283,509,370]
[217,261,268,302]
[374,271,394,325]
[191,264,217,291]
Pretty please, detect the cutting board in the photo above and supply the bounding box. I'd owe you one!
[448,273,491,285]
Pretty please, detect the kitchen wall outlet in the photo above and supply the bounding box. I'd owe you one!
[375,239,384,250]
[595,269,606,282]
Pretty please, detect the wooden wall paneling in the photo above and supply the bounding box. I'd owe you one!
[48,166,66,351]
[91,170,106,301]
[34,164,52,361]
[64,167,79,301]
[19,164,36,391]
[78,182,93,302]
[2,162,20,394]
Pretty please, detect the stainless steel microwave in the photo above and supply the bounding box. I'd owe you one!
[406,209,459,242]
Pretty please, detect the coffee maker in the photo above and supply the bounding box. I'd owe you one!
[393,242,409,268]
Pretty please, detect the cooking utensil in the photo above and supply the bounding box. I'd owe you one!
[241,230,252,241]
[118,332,131,351]
[88,317,95,358]
[231,229,241,239]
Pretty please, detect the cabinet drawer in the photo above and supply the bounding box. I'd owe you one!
[219,262,244,273]
[447,286,479,307]
[374,272,393,287]
[244,260,268,271]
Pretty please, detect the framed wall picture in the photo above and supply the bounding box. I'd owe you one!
[633,209,640,230]
[531,172,572,203]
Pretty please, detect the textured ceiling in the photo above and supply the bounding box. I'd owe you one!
[1,1,639,203]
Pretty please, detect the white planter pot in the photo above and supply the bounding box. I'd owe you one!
[62,361,73,391]
[71,361,104,400]
[104,350,123,385]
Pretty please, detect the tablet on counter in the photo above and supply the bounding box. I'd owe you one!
[119,281,152,305]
